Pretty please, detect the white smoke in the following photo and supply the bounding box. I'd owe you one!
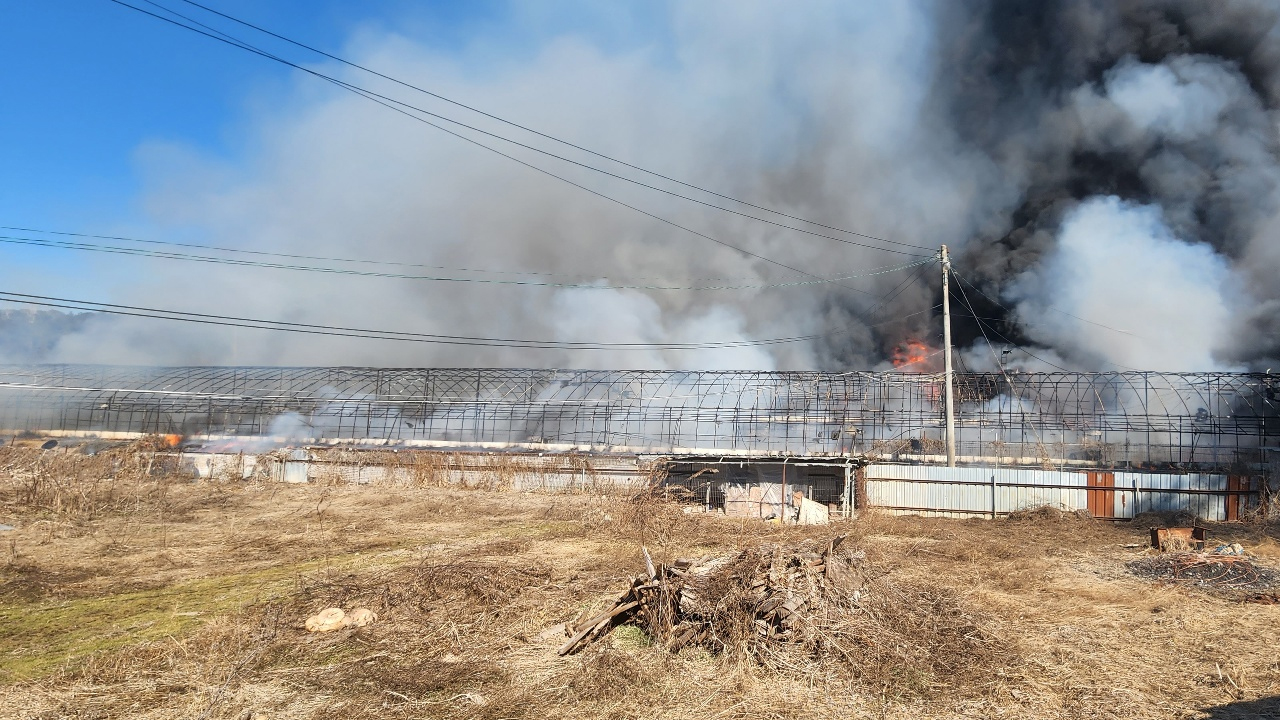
[1,0,968,371]
[1008,196,1240,371]
[548,285,779,370]
[1101,56,1240,142]
[6,1,1280,372]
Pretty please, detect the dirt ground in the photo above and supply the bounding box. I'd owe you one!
[2,449,1280,719]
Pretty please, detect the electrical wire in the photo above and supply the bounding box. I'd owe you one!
[0,291,941,352]
[950,269,1145,372]
[0,233,936,291]
[109,0,933,262]
[952,308,1147,369]
[859,259,934,320]
[0,223,843,284]
[949,276,1053,451]
[105,0,835,289]
[0,344,943,401]
[160,0,936,255]
[949,271,1069,372]
[0,223,594,278]
[138,6,882,296]
[952,270,1142,340]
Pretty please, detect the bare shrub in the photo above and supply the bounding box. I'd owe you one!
[613,486,690,545]
[0,438,183,518]
[1006,504,1092,522]
[566,647,651,701]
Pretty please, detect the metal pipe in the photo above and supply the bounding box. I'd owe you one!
[843,463,852,519]
[781,457,789,524]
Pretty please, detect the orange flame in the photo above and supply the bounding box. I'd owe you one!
[890,339,933,371]
[163,434,183,448]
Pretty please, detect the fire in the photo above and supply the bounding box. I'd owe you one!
[890,339,933,371]
[163,434,183,448]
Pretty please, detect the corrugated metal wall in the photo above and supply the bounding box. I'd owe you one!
[1111,472,1249,520]
[181,451,651,493]
[865,464,1259,520]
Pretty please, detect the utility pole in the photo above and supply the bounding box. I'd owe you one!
[941,245,957,467]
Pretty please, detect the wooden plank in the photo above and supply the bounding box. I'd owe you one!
[571,600,641,636]
[558,600,640,655]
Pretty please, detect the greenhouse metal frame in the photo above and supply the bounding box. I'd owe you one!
[0,365,1276,469]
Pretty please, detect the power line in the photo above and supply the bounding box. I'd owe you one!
[949,278,1053,452]
[949,271,1070,372]
[165,0,935,255]
[952,269,1142,340]
[2,223,830,283]
[109,0,885,295]
[862,259,934,318]
[953,308,1146,349]
[0,233,936,292]
[950,269,1143,372]
[0,223,583,278]
[0,291,940,352]
[110,0,933,263]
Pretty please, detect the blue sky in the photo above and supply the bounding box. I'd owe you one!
[0,1,668,260]
[0,1,509,230]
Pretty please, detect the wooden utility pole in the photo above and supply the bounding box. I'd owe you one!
[941,245,957,467]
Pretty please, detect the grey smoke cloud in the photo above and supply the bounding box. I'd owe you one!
[9,0,1280,372]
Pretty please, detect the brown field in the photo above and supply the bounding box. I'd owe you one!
[2,443,1279,719]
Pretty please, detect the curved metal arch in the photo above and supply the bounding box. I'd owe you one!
[0,366,1275,467]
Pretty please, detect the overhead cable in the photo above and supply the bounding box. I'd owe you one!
[164,0,935,254]
[110,0,887,294]
[952,270,1142,340]
[111,0,933,261]
[949,272,1070,372]
[0,232,935,291]
[950,269,1144,371]
[0,291,941,352]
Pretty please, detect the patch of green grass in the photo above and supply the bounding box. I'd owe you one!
[0,554,381,680]
[610,624,653,650]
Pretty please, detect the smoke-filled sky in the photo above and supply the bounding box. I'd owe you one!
[3,0,1280,372]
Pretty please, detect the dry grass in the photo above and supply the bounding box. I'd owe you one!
[2,448,1280,718]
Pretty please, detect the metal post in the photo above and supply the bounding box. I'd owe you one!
[843,463,852,519]
[941,245,957,468]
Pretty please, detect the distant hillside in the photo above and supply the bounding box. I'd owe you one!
[0,309,91,363]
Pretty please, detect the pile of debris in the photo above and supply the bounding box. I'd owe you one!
[1127,552,1280,592]
[558,536,869,656]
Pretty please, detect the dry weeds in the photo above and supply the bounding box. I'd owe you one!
[1,447,1279,718]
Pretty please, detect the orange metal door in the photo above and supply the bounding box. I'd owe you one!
[1226,476,1250,521]
[1086,471,1115,518]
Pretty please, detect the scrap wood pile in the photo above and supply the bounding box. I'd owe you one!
[558,536,870,657]
[1128,552,1280,591]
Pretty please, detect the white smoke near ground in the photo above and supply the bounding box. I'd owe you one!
[548,286,779,370]
[5,1,1280,371]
